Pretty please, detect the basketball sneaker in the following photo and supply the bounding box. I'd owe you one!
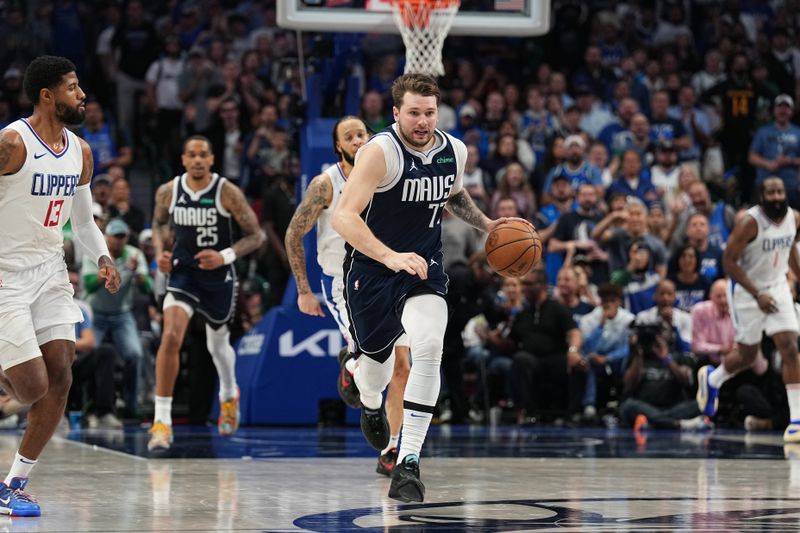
[784,421,800,443]
[696,365,719,417]
[360,405,389,450]
[218,387,240,437]
[337,349,361,409]
[388,455,425,503]
[376,447,398,477]
[148,421,173,457]
[0,477,40,517]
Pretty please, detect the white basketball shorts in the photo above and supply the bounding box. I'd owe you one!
[731,280,799,345]
[0,258,83,369]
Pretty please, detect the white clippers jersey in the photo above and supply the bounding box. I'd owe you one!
[315,163,348,277]
[0,119,83,271]
[738,205,797,291]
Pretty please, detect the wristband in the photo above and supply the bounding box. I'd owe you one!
[220,248,237,265]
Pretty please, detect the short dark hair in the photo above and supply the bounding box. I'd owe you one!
[23,55,77,105]
[331,115,371,160]
[391,73,441,108]
[598,282,622,301]
[182,135,213,153]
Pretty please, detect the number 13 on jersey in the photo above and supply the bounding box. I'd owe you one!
[43,199,64,227]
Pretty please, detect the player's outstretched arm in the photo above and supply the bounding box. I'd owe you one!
[220,179,266,257]
[285,173,333,317]
[0,129,25,176]
[73,138,120,293]
[332,144,427,278]
[723,214,775,313]
[152,181,174,273]
[445,189,532,233]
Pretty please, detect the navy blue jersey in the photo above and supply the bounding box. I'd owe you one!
[168,173,233,269]
[346,126,461,274]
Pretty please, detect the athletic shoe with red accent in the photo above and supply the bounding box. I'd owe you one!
[0,477,40,517]
[337,349,361,409]
[218,387,241,437]
[376,447,398,477]
[148,421,173,457]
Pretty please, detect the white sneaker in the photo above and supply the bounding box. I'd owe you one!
[97,413,123,429]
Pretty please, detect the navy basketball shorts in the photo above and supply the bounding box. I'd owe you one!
[166,265,237,325]
[343,252,447,363]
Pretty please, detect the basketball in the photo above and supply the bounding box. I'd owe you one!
[484,220,542,278]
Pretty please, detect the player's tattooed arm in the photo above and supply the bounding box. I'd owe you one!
[0,129,25,176]
[152,182,174,258]
[77,138,94,185]
[221,181,266,258]
[285,174,333,294]
[445,189,491,231]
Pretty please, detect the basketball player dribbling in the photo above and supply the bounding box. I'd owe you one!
[285,116,411,476]
[147,135,265,456]
[697,177,800,443]
[0,56,121,516]
[332,73,529,502]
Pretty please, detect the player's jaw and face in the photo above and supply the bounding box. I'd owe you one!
[394,92,438,151]
[182,140,215,181]
[336,119,370,167]
[761,178,789,221]
[51,72,86,126]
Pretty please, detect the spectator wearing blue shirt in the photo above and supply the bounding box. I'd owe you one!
[668,86,713,162]
[537,175,576,284]
[519,86,556,167]
[542,135,602,201]
[597,97,639,154]
[748,94,800,208]
[649,91,690,153]
[606,150,658,204]
[611,240,661,315]
[449,104,490,159]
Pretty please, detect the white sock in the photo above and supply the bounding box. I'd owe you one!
[354,353,394,410]
[154,396,173,426]
[708,364,733,389]
[4,452,36,485]
[206,325,238,401]
[397,295,447,462]
[382,434,400,455]
[788,384,800,422]
[345,356,357,375]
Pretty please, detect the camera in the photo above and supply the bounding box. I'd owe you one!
[630,322,663,358]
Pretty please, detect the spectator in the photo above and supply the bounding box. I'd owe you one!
[691,279,736,367]
[462,144,490,210]
[575,85,615,138]
[107,179,146,238]
[555,266,595,322]
[179,45,222,135]
[684,213,724,283]
[647,201,670,243]
[482,90,508,134]
[519,86,556,166]
[542,134,602,199]
[91,174,114,213]
[614,112,655,165]
[597,97,639,160]
[579,283,634,418]
[667,244,710,312]
[205,97,245,185]
[765,29,800,98]
[573,45,617,100]
[748,94,800,209]
[649,90,690,152]
[489,162,535,221]
[505,269,585,424]
[588,141,614,188]
[691,49,726,97]
[496,121,536,174]
[145,35,185,174]
[242,103,280,197]
[361,90,388,132]
[668,180,736,250]
[610,239,661,314]
[78,101,132,177]
[484,134,526,184]
[606,150,658,205]
[635,279,693,353]
[550,182,608,283]
[81,219,153,416]
[450,104,490,159]
[650,141,680,203]
[441,210,479,272]
[668,85,713,162]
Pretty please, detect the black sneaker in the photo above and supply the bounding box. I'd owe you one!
[376,447,398,477]
[360,405,389,450]
[388,455,425,503]
[337,349,361,409]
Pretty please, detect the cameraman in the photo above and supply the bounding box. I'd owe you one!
[620,324,711,430]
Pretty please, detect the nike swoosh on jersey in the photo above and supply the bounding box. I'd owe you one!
[33,153,46,159]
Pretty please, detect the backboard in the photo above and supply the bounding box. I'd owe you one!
[277,0,550,37]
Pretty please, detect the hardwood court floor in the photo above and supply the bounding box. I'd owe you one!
[0,425,796,532]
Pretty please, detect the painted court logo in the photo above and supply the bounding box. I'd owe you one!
[281,497,800,532]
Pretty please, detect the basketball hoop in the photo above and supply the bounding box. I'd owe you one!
[389,0,460,77]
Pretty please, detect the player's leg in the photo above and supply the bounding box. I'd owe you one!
[205,322,240,436]
[390,294,448,503]
[377,342,410,476]
[355,350,395,449]
[149,294,193,454]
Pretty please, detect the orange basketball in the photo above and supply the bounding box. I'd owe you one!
[484,220,542,278]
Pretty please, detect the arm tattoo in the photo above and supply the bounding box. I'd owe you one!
[152,182,174,255]
[446,189,488,231]
[285,176,331,294]
[222,181,266,258]
[78,140,94,186]
[0,132,17,175]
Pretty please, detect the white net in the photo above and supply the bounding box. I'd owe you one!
[390,0,460,77]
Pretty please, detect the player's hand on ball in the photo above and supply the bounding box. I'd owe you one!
[195,249,224,270]
[157,251,173,273]
[486,217,533,233]
[298,292,325,317]
[98,256,121,294]
[385,252,428,279]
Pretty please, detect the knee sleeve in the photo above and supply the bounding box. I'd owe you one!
[354,352,395,409]
[401,294,447,408]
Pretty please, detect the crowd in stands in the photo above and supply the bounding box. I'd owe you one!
[1,0,799,433]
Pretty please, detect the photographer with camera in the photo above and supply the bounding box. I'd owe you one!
[620,323,711,431]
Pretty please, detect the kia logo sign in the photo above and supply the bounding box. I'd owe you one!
[278,330,343,357]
